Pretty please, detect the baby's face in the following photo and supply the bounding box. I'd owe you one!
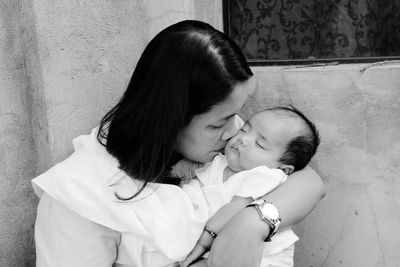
[224,111,302,172]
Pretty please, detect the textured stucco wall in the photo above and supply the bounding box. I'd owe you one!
[0,0,221,266]
[1,0,399,266]
[0,1,47,266]
[32,0,222,164]
[243,64,400,267]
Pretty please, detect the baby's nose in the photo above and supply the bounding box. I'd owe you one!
[238,135,249,146]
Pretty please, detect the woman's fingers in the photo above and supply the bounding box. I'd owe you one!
[207,209,265,267]
[180,243,206,267]
[188,258,208,267]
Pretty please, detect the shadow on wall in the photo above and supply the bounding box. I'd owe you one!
[0,0,46,266]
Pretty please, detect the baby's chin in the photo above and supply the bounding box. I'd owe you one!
[226,161,244,172]
[225,152,244,172]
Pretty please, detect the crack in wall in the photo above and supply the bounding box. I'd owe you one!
[365,187,387,267]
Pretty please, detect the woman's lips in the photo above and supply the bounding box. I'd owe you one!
[212,148,224,154]
[215,144,227,153]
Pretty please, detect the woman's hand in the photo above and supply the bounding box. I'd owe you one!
[181,229,214,267]
[206,207,269,267]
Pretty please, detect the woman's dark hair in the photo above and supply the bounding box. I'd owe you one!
[269,106,320,172]
[97,20,253,197]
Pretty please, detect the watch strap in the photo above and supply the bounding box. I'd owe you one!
[247,200,281,242]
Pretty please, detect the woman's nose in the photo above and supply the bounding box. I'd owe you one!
[221,117,238,141]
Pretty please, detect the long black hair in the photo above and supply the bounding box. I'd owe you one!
[97,20,253,197]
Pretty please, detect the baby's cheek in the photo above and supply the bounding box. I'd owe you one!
[226,150,236,165]
[239,152,249,168]
[243,153,260,169]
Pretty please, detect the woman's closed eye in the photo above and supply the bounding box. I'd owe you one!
[209,124,224,130]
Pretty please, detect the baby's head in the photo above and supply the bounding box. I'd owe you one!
[224,106,320,175]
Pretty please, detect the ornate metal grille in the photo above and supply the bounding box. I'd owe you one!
[223,0,400,65]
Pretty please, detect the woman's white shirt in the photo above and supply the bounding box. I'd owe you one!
[32,116,246,267]
[35,192,121,266]
[33,127,211,267]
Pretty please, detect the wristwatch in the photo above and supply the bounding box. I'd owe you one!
[246,199,281,242]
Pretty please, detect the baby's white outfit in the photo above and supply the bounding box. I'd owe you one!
[32,126,297,267]
[194,154,299,267]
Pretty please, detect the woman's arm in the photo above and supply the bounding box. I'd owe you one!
[206,166,325,267]
[35,193,120,267]
[260,166,325,228]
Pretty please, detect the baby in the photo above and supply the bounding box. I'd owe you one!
[181,106,320,267]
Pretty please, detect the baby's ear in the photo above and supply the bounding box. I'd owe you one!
[279,165,294,175]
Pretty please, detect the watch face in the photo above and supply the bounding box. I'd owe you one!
[261,203,279,220]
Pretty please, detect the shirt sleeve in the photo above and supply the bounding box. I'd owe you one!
[35,193,121,267]
[232,167,287,199]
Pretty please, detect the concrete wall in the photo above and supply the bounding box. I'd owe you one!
[244,64,400,266]
[0,0,399,266]
[0,1,48,266]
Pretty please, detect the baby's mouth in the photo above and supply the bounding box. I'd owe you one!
[231,143,239,151]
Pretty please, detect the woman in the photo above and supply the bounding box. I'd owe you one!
[32,20,325,267]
